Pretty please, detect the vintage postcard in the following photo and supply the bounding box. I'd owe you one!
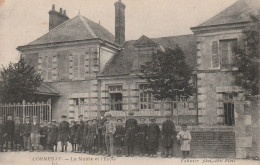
[0,0,259,165]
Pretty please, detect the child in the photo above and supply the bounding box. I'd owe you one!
[51,120,59,152]
[104,113,116,157]
[40,120,48,151]
[82,120,89,153]
[69,121,76,152]
[114,118,125,157]
[14,117,23,151]
[177,124,191,158]
[46,122,53,151]
[0,117,4,152]
[137,118,148,157]
[147,118,160,158]
[87,119,98,154]
[31,116,40,152]
[22,116,31,151]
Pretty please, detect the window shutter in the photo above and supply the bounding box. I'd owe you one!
[211,41,220,69]
[73,54,79,80]
[79,54,85,80]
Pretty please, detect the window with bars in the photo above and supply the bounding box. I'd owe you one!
[222,92,237,126]
[108,86,123,111]
[139,84,154,110]
[41,56,53,82]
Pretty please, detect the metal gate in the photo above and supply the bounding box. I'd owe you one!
[0,99,52,124]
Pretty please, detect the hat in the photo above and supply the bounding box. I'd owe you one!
[15,117,20,120]
[182,124,187,127]
[33,116,38,119]
[128,111,134,116]
[92,118,97,122]
[100,110,105,113]
[150,117,156,121]
[117,118,123,122]
[25,116,30,119]
[78,115,83,117]
[61,115,67,118]
[106,113,112,118]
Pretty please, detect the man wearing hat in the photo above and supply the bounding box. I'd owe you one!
[22,116,31,151]
[14,117,23,151]
[59,115,70,152]
[162,114,176,158]
[4,114,15,151]
[74,115,84,152]
[30,116,40,151]
[104,113,116,157]
[97,110,107,155]
[40,120,48,151]
[114,118,125,157]
[147,118,160,158]
[125,111,138,157]
[0,117,4,152]
[137,118,148,157]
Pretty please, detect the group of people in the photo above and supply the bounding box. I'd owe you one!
[0,110,192,158]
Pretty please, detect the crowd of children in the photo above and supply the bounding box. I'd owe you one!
[0,111,192,158]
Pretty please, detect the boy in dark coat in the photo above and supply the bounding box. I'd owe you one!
[88,119,98,154]
[147,118,160,158]
[40,120,48,151]
[4,114,15,151]
[74,115,84,153]
[114,118,125,157]
[46,122,53,151]
[0,117,4,152]
[51,120,59,152]
[162,114,175,158]
[22,116,31,151]
[125,111,138,157]
[82,120,89,153]
[97,111,107,155]
[14,117,23,151]
[59,115,70,152]
[30,116,40,152]
[137,118,148,156]
[69,121,76,152]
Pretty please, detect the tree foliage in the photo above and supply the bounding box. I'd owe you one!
[139,47,194,101]
[233,15,259,95]
[0,57,43,103]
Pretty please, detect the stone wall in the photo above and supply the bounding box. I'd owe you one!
[234,96,260,159]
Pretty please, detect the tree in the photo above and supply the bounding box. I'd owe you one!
[0,56,43,103]
[139,47,194,101]
[233,15,259,95]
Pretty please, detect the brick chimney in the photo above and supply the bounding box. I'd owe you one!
[114,0,126,45]
[49,4,69,31]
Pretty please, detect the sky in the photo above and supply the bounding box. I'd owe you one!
[0,0,238,66]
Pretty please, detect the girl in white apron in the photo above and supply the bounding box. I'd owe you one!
[177,124,191,158]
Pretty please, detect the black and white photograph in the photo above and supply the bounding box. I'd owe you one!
[0,0,259,165]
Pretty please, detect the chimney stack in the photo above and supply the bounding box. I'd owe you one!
[114,0,126,45]
[49,5,69,31]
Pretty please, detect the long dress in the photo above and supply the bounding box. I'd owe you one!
[176,130,191,151]
[162,120,175,147]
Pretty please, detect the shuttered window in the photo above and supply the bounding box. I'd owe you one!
[211,41,220,69]
[41,56,53,82]
[219,39,237,69]
[72,54,85,80]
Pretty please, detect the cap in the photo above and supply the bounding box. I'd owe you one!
[100,110,105,113]
[61,115,67,118]
[51,120,56,123]
[140,117,145,121]
[15,117,20,120]
[78,115,83,117]
[92,118,97,122]
[128,111,134,115]
[150,117,156,121]
[25,116,30,119]
[106,113,112,118]
[181,124,187,127]
[33,116,38,119]
[7,114,13,117]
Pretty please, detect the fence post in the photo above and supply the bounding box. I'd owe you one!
[22,100,25,123]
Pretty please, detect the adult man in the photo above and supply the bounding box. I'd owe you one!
[104,113,116,157]
[4,114,15,151]
[97,110,107,155]
[40,120,48,151]
[74,115,84,152]
[22,116,31,151]
[31,116,40,151]
[14,117,23,151]
[137,118,148,156]
[147,118,160,158]
[0,117,4,152]
[162,114,175,158]
[125,111,138,157]
[59,115,70,152]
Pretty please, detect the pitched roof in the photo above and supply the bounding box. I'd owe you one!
[198,0,260,27]
[101,34,197,77]
[26,15,115,46]
[35,83,60,96]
